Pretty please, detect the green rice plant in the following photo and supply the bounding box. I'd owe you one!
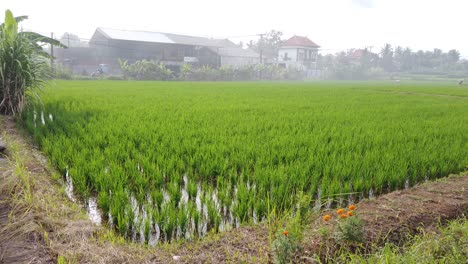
[168,180,181,206]
[22,80,468,242]
[206,199,220,232]
[143,216,151,244]
[151,189,164,210]
[187,180,198,201]
[234,182,250,222]
[97,190,110,214]
[116,211,128,237]
[177,205,189,237]
[192,207,201,236]
[160,204,177,241]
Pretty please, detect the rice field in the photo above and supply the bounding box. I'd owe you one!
[22,80,468,244]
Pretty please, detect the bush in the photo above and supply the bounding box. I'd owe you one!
[105,75,125,80]
[272,229,300,264]
[119,59,172,80]
[178,63,305,81]
[72,75,95,81]
[53,64,73,80]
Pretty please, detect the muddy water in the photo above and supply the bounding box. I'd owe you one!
[65,170,76,202]
[65,165,417,245]
[87,197,102,225]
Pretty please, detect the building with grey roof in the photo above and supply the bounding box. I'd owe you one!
[55,27,260,74]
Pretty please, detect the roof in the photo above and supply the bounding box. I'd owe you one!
[280,36,320,48]
[93,27,230,47]
[350,49,365,59]
[96,28,175,44]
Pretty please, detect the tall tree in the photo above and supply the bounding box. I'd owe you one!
[447,49,460,64]
[380,43,394,71]
[393,46,404,71]
[60,32,86,48]
[248,30,283,61]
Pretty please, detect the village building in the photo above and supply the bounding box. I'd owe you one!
[277,36,320,77]
[55,27,259,74]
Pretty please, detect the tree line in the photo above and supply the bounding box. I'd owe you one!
[319,44,466,80]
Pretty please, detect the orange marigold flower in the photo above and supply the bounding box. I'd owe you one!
[283,230,289,236]
[337,208,344,214]
[349,204,356,210]
[323,214,331,221]
[340,214,347,219]
[347,211,354,216]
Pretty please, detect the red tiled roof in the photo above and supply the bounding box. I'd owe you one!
[280,36,320,48]
[350,49,365,59]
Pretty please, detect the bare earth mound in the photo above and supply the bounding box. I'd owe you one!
[304,173,468,262]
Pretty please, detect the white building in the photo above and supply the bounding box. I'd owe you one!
[278,36,320,77]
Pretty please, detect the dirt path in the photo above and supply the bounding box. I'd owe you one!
[0,149,53,263]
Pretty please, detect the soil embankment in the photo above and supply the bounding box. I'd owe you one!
[303,172,468,261]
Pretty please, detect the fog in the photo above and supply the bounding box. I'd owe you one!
[2,0,468,80]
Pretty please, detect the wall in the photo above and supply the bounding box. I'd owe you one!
[278,48,298,62]
[220,56,259,67]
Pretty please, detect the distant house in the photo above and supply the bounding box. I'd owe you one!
[277,36,320,77]
[55,28,259,75]
[349,49,366,60]
[54,46,97,75]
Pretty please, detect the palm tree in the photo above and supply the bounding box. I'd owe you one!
[380,44,394,72]
[0,10,63,116]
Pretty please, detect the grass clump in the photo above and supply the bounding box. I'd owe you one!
[338,218,468,263]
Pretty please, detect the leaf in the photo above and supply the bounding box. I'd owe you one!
[3,10,18,41]
[20,31,67,48]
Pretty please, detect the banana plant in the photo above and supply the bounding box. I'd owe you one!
[0,10,65,115]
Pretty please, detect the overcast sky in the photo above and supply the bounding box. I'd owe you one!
[2,0,468,57]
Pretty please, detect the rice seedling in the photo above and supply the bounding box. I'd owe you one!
[21,80,468,243]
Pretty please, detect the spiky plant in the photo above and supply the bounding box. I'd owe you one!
[0,10,62,116]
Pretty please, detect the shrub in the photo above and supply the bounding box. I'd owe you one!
[118,59,172,80]
[53,64,73,80]
[272,229,300,264]
[105,75,125,80]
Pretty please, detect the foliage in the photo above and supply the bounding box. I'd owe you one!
[53,64,73,80]
[339,219,468,263]
[335,214,364,244]
[0,10,51,115]
[271,192,310,263]
[59,32,87,48]
[320,45,467,80]
[272,229,300,264]
[22,81,468,243]
[247,30,283,60]
[178,63,305,81]
[118,59,172,80]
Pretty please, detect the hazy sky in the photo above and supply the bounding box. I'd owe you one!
[2,0,468,57]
